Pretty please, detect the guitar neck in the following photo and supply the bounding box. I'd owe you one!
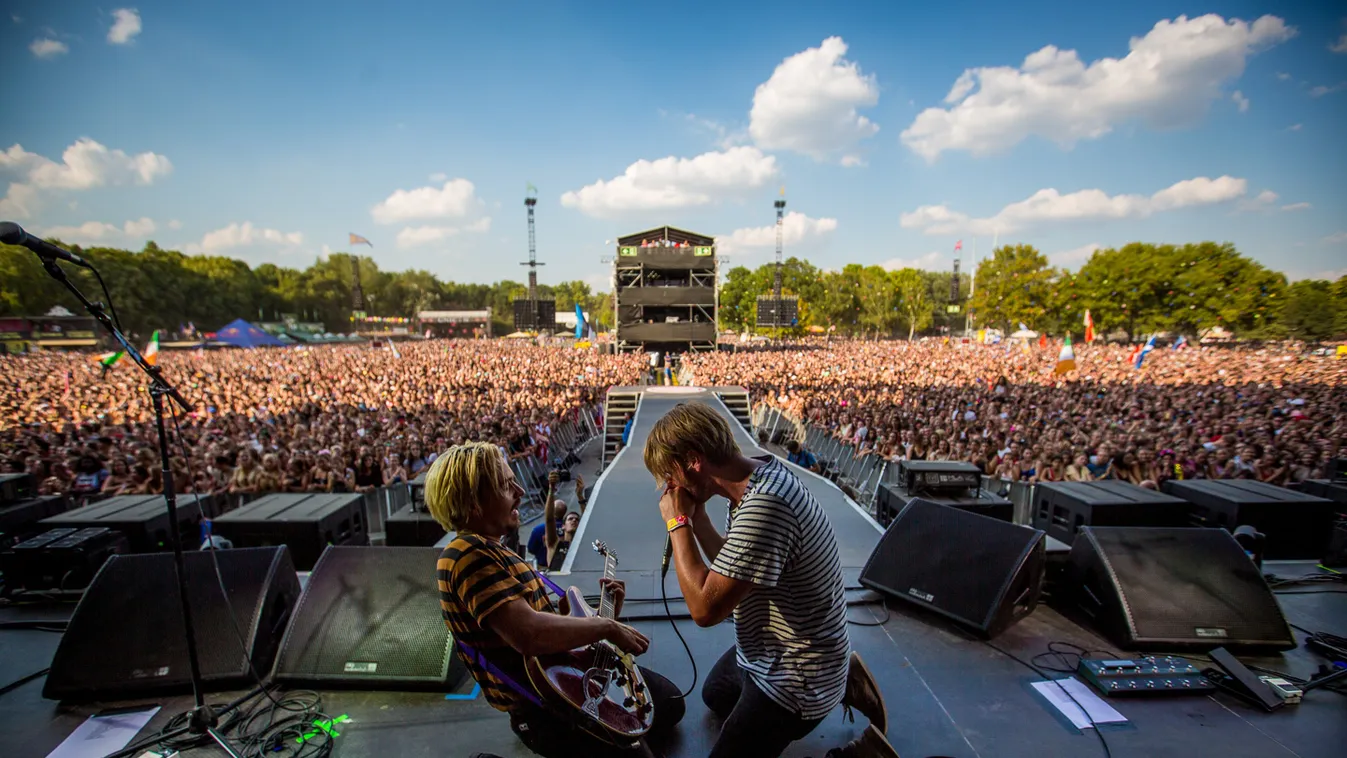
[598,557,617,619]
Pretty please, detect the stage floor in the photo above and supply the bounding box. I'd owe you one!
[2,388,1344,757]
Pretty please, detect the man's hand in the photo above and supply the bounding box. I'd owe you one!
[548,470,560,487]
[659,485,697,523]
[603,618,650,655]
[599,576,625,617]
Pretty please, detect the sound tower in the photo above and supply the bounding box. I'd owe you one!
[1066,526,1295,651]
[860,498,1046,638]
[43,547,301,701]
[272,546,466,690]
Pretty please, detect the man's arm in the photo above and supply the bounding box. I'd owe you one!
[663,489,753,628]
[485,598,648,656]
[543,472,559,549]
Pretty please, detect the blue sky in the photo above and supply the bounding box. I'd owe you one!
[2,1,1344,291]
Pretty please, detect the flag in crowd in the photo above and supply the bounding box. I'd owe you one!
[1084,309,1095,343]
[574,304,586,341]
[954,240,962,252]
[1135,335,1157,369]
[1054,334,1076,375]
[92,350,124,368]
[1173,335,1188,351]
[1038,333,1047,350]
[144,330,161,366]
[387,339,402,359]
[349,233,373,247]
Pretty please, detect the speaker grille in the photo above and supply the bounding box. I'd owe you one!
[274,546,455,689]
[860,499,1044,637]
[44,547,299,700]
[1071,527,1293,650]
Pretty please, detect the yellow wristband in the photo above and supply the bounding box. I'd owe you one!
[666,515,690,532]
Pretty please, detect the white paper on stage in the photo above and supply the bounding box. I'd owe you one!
[45,706,160,758]
[1030,678,1127,730]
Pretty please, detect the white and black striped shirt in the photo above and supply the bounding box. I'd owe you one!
[710,456,850,719]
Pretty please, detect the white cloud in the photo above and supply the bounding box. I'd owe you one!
[748,36,880,164]
[900,14,1295,161]
[1232,90,1249,112]
[371,178,483,224]
[1281,202,1311,211]
[29,38,68,58]
[880,251,945,271]
[107,9,142,45]
[718,211,838,254]
[1325,232,1347,244]
[167,219,182,230]
[560,146,778,218]
[1288,123,1302,131]
[1237,189,1278,212]
[428,172,447,182]
[0,138,172,218]
[1051,242,1102,265]
[395,217,492,248]
[1277,71,1292,81]
[1309,82,1346,97]
[41,217,156,244]
[901,176,1249,235]
[1331,34,1347,54]
[186,222,303,254]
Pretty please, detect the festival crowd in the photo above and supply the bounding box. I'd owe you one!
[0,342,644,502]
[682,339,1346,489]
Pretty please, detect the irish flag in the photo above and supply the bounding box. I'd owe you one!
[1054,334,1076,374]
[92,351,124,368]
[144,330,161,366]
[1083,309,1095,343]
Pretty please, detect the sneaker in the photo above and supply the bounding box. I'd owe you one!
[823,724,900,758]
[841,651,888,735]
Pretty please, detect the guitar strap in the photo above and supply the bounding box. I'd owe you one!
[453,569,565,710]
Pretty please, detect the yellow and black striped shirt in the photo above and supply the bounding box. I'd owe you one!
[437,533,555,711]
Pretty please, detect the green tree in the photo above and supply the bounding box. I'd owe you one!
[890,268,932,339]
[1279,280,1335,341]
[969,244,1056,333]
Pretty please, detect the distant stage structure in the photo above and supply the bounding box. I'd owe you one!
[613,226,718,354]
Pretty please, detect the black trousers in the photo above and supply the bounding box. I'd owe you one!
[509,666,685,758]
[702,646,826,758]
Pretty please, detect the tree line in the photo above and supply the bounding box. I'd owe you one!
[2,238,1343,343]
[721,242,1347,341]
[0,241,613,339]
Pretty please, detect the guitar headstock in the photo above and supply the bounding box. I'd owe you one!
[592,539,619,566]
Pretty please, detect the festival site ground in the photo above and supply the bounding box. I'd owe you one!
[2,338,1343,502]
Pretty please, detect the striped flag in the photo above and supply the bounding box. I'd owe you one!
[349,233,373,247]
[144,330,160,366]
[1054,334,1076,374]
[1083,309,1095,343]
[1172,335,1188,351]
[92,351,124,368]
[1135,335,1156,369]
[387,339,401,359]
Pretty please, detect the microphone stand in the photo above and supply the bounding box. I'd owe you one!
[38,259,247,757]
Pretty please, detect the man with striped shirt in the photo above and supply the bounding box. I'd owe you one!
[426,442,685,757]
[645,402,896,758]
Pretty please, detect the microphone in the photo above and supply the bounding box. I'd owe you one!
[661,533,673,578]
[0,222,91,268]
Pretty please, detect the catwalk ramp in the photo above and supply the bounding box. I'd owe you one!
[562,386,883,579]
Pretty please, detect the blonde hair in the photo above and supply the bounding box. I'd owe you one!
[423,442,507,532]
[643,402,740,485]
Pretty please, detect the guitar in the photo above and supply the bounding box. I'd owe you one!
[524,540,654,743]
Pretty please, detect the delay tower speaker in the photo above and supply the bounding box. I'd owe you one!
[860,498,1046,638]
[1066,526,1295,651]
[272,546,466,690]
[43,546,301,701]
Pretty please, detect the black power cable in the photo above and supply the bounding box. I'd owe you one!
[0,667,50,697]
[983,640,1114,758]
[659,568,698,699]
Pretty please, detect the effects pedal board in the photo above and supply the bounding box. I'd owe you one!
[1078,656,1215,697]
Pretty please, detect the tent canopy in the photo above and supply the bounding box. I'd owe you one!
[215,319,288,348]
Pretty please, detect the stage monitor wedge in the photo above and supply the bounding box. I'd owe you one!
[1066,526,1295,652]
[860,498,1045,638]
[43,546,301,701]
[273,546,466,690]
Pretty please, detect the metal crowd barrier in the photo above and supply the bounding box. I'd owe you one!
[752,405,889,517]
[506,405,600,523]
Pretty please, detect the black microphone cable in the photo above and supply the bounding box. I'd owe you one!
[660,532,698,699]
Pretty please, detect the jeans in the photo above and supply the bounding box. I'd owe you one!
[702,646,826,758]
[509,666,685,758]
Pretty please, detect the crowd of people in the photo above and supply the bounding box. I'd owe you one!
[0,342,644,503]
[682,339,1345,489]
[3,335,1343,506]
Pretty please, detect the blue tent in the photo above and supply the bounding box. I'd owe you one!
[214,318,288,349]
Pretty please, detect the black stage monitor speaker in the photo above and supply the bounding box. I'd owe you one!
[273,546,466,690]
[1066,526,1295,652]
[860,498,1046,638]
[43,546,301,701]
